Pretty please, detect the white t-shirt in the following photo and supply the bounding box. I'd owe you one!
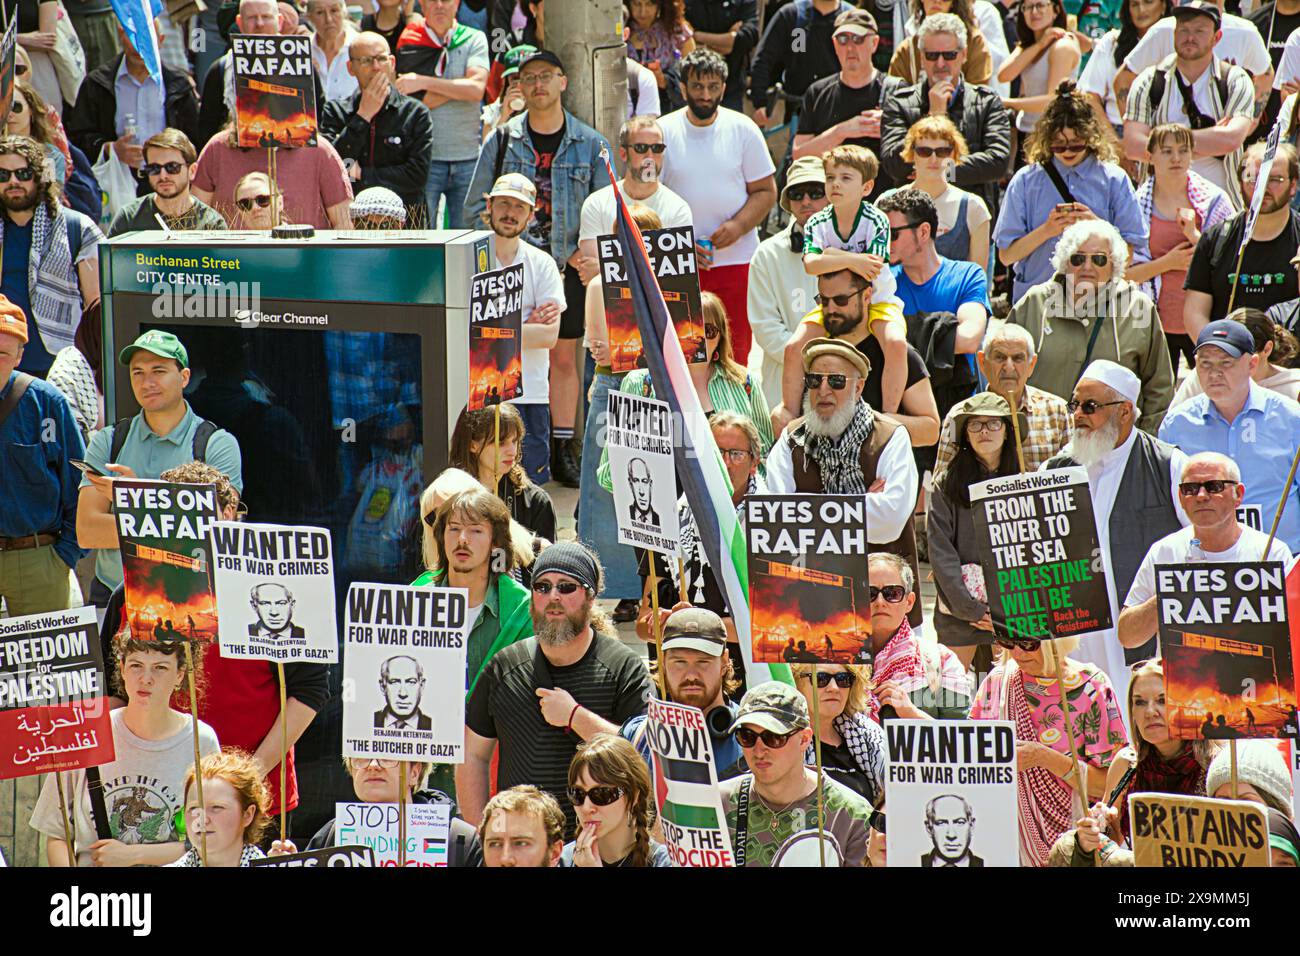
[313,31,361,102]
[658,106,776,268]
[579,182,693,244]
[1123,14,1271,76]
[1079,30,1124,125]
[627,57,661,117]
[499,239,566,405]
[1125,524,1293,608]
[1274,25,1300,89]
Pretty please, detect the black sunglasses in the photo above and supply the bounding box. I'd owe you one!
[889,221,922,240]
[869,585,907,603]
[143,161,185,177]
[1050,142,1087,155]
[532,580,585,595]
[1069,252,1109,267]
[869,809,886,834]
[628,142,666,154]
[0,167,34,182]
[735,727,796,749]
[804,372,854,391]
[995,637,1041,652]
[802,671,857,689]
[1178,479,1233,497]
[913,145,953,158]
[814,290,866,308]
[786,185,825,201]
[236,194,273,211]
[704,323,720,337]
[923,50,960,61]
[1066,398,1126,415]
[15,63,27,76]
[568,785,623,807]
[834,32,875,45]
[9,99,22,115]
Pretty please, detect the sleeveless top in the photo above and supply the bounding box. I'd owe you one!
[934,193,972,262]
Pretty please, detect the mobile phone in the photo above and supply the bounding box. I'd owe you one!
[69,459,106,477]
[1055,203,1072,214]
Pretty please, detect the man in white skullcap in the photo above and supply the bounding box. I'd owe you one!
[1041,360,1189,703]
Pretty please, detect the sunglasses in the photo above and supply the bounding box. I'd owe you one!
[834,32,875,45]
[923,50,960,61]
[1069,253,1109,267]
[804,372,855,390]
[1066,398,1125,415]
[1050,142,1087,155]
[15,64,27,76]
[568,785,623,807]
[628,142,667,154]
[704,323,720,337]
[995,637,1041,652]
[1178,479,1233,497]
[9,99,22,115]
[889,221,922,240]
[870,585,907,603]
[786,185,826,201]
[913,145,954,158]
[869,809,886,834]
[814,290,865,308]
[0,166,34,182]
[531,580,585,595]
[735,727,796,749]
[236,194,273,211]
[143,161,185,177]
[803,671,857,688]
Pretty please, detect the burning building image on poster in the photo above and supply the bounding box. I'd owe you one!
[232,35,318,148]
[468,263,524,410]
[744,495,871,664]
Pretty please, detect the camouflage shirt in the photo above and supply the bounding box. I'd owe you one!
[720,770,873,867]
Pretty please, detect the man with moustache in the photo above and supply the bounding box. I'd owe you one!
[107,129,227,235]
[1043,360,1188,702]
[457,541,651,835]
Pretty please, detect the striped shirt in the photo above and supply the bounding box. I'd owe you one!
[933,385,1071,476]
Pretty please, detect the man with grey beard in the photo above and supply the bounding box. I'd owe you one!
[1043,360,1187,702]
[458,541,651,836]
[767,337,923,626]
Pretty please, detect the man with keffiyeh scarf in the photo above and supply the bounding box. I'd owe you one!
[0,136,102,379]
[766,336,924,626]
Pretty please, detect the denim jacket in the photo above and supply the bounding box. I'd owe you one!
[462,109,611,267]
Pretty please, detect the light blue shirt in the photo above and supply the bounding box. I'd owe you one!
[992,154,1148,302]
[81,403,243,590]
[114,60,166,145]
[1158,381,1300,551]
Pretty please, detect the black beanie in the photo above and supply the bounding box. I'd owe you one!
[532,541,601,592]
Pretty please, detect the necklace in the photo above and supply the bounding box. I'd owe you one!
[753,774,818,833]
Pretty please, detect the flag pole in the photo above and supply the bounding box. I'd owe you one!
[54,771,77,868]
[398,760,408,866]
[648,560,667,697]
[810,670,826,868]
[278,661,288,844]
[184,640,207,866]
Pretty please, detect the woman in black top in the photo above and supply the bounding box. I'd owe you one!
[360,0,409,54]
[790,663,887,805]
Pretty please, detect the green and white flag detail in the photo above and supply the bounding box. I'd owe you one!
[646,698,734,867]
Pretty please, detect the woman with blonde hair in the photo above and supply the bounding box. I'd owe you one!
[790,663,886,804]
[563,733,671,867]
[168,749,272,867]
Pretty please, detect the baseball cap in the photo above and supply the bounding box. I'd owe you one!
[1172,0,1221,28]
[118,329,189,368]
[780,156,826,214]
[729,681,810,736]
[834,8,878,35]
[802,336,871,379]
[500,43,538,79]
[489,172,537,207]
[1195,319,1255,359]
[0,296,27,343]
[519,49,564,74]
[661,607,727,656]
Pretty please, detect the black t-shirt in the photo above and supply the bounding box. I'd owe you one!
[1185,210,1300,318]
[856,333,930,413]
[799,72,895,198]
[820,738,876,802]
[526,123,564,249]
[360,12,408,55]
[465,633,651,836]
[1249,3,1300,68]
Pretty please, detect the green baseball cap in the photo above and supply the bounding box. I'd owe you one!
[118,329,190,368]
[728,681,810,736]
[500,44,538,79]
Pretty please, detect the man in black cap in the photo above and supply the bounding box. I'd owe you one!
[457,541,651,836]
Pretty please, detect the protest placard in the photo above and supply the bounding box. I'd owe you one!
[1129,793,1270,867]
[644,699,734,867]
[0,607,113,779]
[970,468,1110,641]
[334,802,451,866]
[598,225,706,372]
[884,719,1018,867]
[249,845,376,867]
[744,494,871,664]
[0,17,16,128]
[113,479,221,644]
[232,35,317,148]
[606,391,680,556]
[210,521,337,663]
[1156,561,1295,739]
[467,262,525,410]
[342,583,468,763]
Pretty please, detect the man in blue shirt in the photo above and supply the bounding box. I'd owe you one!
[76,330,243,607]
[0,303,87,615]
[1159,318,1300,550]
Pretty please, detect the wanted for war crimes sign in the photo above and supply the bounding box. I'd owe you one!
[1129,793,1270,867]
[343,583,468,763]
[606,391,680,556]
[885,719,1018,868]
[645,699,734,867]
[210,521,338,663]
[971,468,1110,641]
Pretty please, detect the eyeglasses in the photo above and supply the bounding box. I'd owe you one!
[0,167,34,183]
[9,100,23,115]
[889,221,923,240]
[869,584,907,603]
[350,54,390,66]
[236,194,273,211]
[804,372,856,390]
[814,290,866,308]
[531,580,585,595]
[966,419,1005,434]
[786,185,825,201]
[802,671,857,689]
[143,161,185,176]
[704,324,720,338]
[720,448,752,463]
[234,501,249,518]
[350,757,400,769]
[1066,398,1125,415]
[1178,479,1233,497]
[1069,253,1109,267]
[1050,141,1088,155]
[568,785,623,807]
[869,809,887,834]
[628,142,667,154]
[995,637,1041,651]
[735,727,796,749]
[1022,1,1054,13]
[834,32,875,45]
[923,50,960,61]
[519,71,558,86]
[913,145,954,158]
[1242,173,1289,187]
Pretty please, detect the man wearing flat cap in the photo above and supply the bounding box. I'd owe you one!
[458,541,651,837]
[767,336,923,626]
[1044,359,1188,702]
